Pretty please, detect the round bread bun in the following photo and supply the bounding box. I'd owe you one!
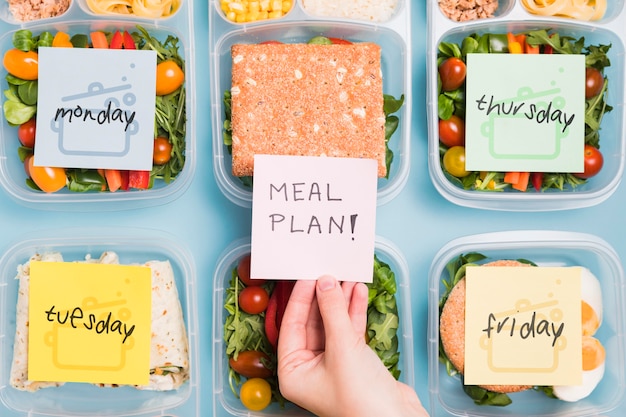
[439,259,532,394]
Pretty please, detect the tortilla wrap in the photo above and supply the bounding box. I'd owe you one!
[9,251,189,392]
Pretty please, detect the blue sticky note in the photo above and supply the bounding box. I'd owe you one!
[34,48,157,170]
[465,54,585,173]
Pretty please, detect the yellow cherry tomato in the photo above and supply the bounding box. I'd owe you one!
[240,378,271,411]
[442,146,470,178]
[28,157,67,193]
[3,49,39,80]
[156,60,184,95]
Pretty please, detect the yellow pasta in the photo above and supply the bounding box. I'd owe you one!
[86,0,180,18]
[521,0,606,20]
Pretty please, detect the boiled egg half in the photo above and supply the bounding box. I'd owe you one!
[552,268,605,402]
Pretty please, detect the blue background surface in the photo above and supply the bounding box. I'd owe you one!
[0,1,625,416]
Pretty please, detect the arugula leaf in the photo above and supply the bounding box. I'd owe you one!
[463,384,512,406]
[134,25,186,185]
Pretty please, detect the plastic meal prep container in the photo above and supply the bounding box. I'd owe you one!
[0,0,196,211]
[212,236,415,416]
[209,0,412,208]
[427,1,626,211]
[0,227,199,417]
[427,230,626,417]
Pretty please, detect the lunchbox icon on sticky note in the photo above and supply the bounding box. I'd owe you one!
[50,81,139,158]
[480,86,571,161]
[479,298,568,373]
[44,297,135,371]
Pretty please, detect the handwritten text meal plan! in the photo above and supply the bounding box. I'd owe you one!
[251,155,377,283]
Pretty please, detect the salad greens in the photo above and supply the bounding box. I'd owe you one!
[2,25,186,192]
[437,29,612,192]
[224,254,403,408]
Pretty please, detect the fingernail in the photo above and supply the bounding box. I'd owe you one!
[317,275,336,291]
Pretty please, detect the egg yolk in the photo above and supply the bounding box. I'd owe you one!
[582,335,605,371]
[581,300,600,336]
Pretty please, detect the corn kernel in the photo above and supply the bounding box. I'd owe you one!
[228,1,244,12]
[223,0,289,22]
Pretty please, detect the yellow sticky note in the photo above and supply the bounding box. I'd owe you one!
[464,266,582,386]
[28,261,152,385]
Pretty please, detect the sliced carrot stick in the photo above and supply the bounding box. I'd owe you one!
[104,169,123,192]
[504,171,521,184]
[90,31,108,49]
[511,172,531,192]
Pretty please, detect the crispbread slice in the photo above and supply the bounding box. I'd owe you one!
[230,42,386,177]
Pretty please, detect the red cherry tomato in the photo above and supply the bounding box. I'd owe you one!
[153,136,172,165]
[439,115,465,148]
[239,286,269,315]
[229,350,273,379]
[237,254,267,286]
[439,57,466,92]
[18,118,36,148]
[574,144,603,179]
[585,67,604,99]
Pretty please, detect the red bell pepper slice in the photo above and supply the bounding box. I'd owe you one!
[264,280,295,351]
[531,172,544,192]
[120,170,130,191]
[109,31,123,49]
[128,170,150,189]
[123,31,136,49]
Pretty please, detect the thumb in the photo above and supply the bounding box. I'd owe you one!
[315,275,355,342]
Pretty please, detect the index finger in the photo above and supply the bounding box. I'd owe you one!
[277,279,316,358]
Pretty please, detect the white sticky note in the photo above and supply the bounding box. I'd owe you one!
[250,155,378,282]
[34,47,157,170]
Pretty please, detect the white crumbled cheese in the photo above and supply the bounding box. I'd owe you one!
[302,0,397,22]
[336,67,347,83]
[353,107,366,118]
[233,54,244,64]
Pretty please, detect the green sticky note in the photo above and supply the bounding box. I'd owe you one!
[465,54,585,173]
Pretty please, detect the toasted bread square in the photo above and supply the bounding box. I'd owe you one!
[230,42,386,177]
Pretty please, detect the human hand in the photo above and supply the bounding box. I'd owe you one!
[277,275,428,417]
